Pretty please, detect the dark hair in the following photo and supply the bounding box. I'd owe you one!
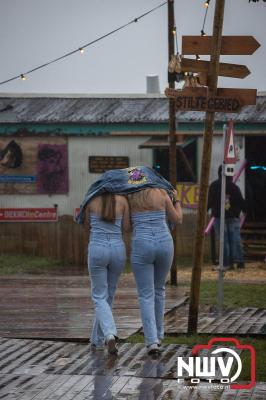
[101,193,116,222]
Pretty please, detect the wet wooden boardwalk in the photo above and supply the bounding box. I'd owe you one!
[0,338,265,399]
[165,303,266,335]
[0,274,187,340]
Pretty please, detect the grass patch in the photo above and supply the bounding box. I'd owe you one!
[126,333,266,381]
[0,254,64,275]
[200,281,266,308]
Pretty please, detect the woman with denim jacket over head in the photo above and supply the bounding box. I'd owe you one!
[83,193,130,354]
[128,188,182,355]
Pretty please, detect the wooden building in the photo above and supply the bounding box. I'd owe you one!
[0,93,265,264]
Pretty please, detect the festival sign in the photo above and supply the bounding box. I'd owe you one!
[165,87,257,106]
[182,35,260,55]
[175,94,242,113]
[180,57,250,79]
[176,183,199,209]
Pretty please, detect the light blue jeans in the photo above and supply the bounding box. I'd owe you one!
[88,235,126,346]
[131,212,174,346]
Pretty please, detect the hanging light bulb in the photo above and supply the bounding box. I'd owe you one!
[79,47,85,54]
[173,26,176,35]
[204,0,210,8]
[201,29,206,36]
[20,74,26,81]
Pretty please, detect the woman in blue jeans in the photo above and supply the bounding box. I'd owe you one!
[128,188,182,354]
[84,193,130,354]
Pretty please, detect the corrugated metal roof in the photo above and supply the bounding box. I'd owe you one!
[0,95,265,124]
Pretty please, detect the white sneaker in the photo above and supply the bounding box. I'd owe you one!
[147,343,160,355]
[106,335,118,355]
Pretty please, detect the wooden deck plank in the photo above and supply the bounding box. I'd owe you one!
[0,338,265,400]
[0,274,187,340]
[164,305,266,336]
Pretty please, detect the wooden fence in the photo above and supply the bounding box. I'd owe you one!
[0,212,211,265]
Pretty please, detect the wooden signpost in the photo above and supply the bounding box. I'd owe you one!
[168,1,261,334]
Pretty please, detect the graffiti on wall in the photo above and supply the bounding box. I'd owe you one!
[37,144,68,194]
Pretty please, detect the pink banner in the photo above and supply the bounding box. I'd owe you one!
[0,208,58,222]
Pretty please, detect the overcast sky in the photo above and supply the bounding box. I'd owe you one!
[0,0,265,94]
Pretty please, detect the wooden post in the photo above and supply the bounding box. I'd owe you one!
[168,0,178,285]
[187,0,225,332]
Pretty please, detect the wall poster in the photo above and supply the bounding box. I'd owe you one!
[0,137,68,194]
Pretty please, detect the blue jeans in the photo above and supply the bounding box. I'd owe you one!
[131,230,174,346]
[88,236,126,345]
[214,218,244,267]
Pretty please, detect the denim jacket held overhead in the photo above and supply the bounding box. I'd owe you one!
[76,166,174,224]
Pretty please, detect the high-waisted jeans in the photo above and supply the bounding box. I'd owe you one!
[131,211,174,346]
[88,233,126,345]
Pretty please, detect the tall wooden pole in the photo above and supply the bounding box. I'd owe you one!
[168,0,178,285]
[188,0,225,332]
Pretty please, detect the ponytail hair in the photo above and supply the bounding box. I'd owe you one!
[101,193,116,222]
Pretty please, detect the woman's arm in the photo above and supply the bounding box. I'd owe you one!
[165,192,183,225]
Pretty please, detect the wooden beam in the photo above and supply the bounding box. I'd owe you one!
[181,57,250,79]
[182,35,260,55]
[187,0,225,334]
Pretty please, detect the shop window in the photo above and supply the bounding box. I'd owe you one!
[153,139,197,182]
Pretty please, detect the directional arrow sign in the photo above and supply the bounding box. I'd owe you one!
[181,58,250,79]
[182,36,260,55]
[165,87,257,106]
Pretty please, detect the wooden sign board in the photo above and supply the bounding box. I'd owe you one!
[89,156,129,173]
[174,95,242,113]
[181,58,250,79]
[165,87,257,106]
[182,36,260,55]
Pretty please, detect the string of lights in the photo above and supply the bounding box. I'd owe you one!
[196,0,211,61]
[0,1,167,86]
[202,0,211,37]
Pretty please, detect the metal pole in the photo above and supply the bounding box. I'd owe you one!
[217,124,227,315]
[187,0,225,333]
[168,0,178,285]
